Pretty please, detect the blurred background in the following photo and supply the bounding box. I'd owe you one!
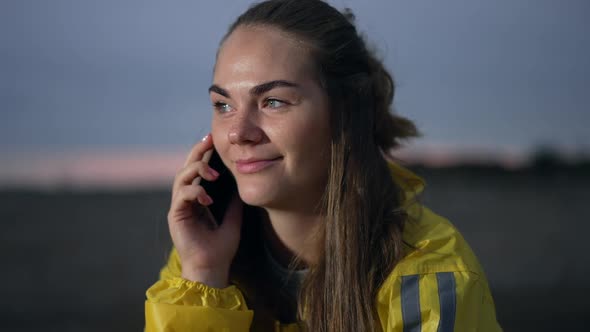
[1,0,589,331]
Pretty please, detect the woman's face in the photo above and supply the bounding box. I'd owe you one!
[210,26,331,210]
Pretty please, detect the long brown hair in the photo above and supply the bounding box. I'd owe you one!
[224,1,419,331]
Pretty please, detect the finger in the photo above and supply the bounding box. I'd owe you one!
[183,133,214,168]
[173,160,218,194]
[171,185,213,213]
[191,150,214,186]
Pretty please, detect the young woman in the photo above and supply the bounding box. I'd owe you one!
[145,0,502,331]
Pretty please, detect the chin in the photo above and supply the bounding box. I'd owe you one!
[236,183,282,208]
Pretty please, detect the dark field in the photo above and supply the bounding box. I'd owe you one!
[1,167,589,331]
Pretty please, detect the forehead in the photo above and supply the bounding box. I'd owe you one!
[214,26,316,86]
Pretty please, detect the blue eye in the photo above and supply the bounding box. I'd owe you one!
[265,99,285,109]
[213,102,232,113]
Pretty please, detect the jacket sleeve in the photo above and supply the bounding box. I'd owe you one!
[144,248,254,332]
[377,271,502,332]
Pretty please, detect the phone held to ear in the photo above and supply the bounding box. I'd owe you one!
[195,148,237,226]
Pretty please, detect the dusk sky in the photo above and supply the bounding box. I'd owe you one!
[1,0,589,187]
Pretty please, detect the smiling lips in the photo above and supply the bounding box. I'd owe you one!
[235,157,283,174]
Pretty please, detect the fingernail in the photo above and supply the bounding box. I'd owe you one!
[201,133,210,142]
[204,195,213,205]
[209,167,219,177]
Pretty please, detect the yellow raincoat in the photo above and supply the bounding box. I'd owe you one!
[145,163,502,331]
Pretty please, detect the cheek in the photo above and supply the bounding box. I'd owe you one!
[211,120,231,163]
[273,111,331,166]
[211,117,230,144]
[293,110,330,149]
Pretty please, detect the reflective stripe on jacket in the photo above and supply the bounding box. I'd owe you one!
[145,162,502,331]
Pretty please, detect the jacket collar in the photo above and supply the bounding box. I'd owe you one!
[387,161,425,201]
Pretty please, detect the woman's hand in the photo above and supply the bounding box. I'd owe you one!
[167,134,243,288]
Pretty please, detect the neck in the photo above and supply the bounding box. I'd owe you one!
[261,207,322,269]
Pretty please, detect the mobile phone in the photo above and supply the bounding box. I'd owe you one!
[197,148,237,226]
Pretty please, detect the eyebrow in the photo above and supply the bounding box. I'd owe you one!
[208,85,230,98]
[208,80,300,98]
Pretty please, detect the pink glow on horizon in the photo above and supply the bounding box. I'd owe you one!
[0,150,187,189]
[395,143,529,169]
[0,144,532,189]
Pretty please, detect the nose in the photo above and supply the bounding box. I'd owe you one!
[227,108,264,145]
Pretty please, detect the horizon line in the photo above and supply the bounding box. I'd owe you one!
[1,145,588,190]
